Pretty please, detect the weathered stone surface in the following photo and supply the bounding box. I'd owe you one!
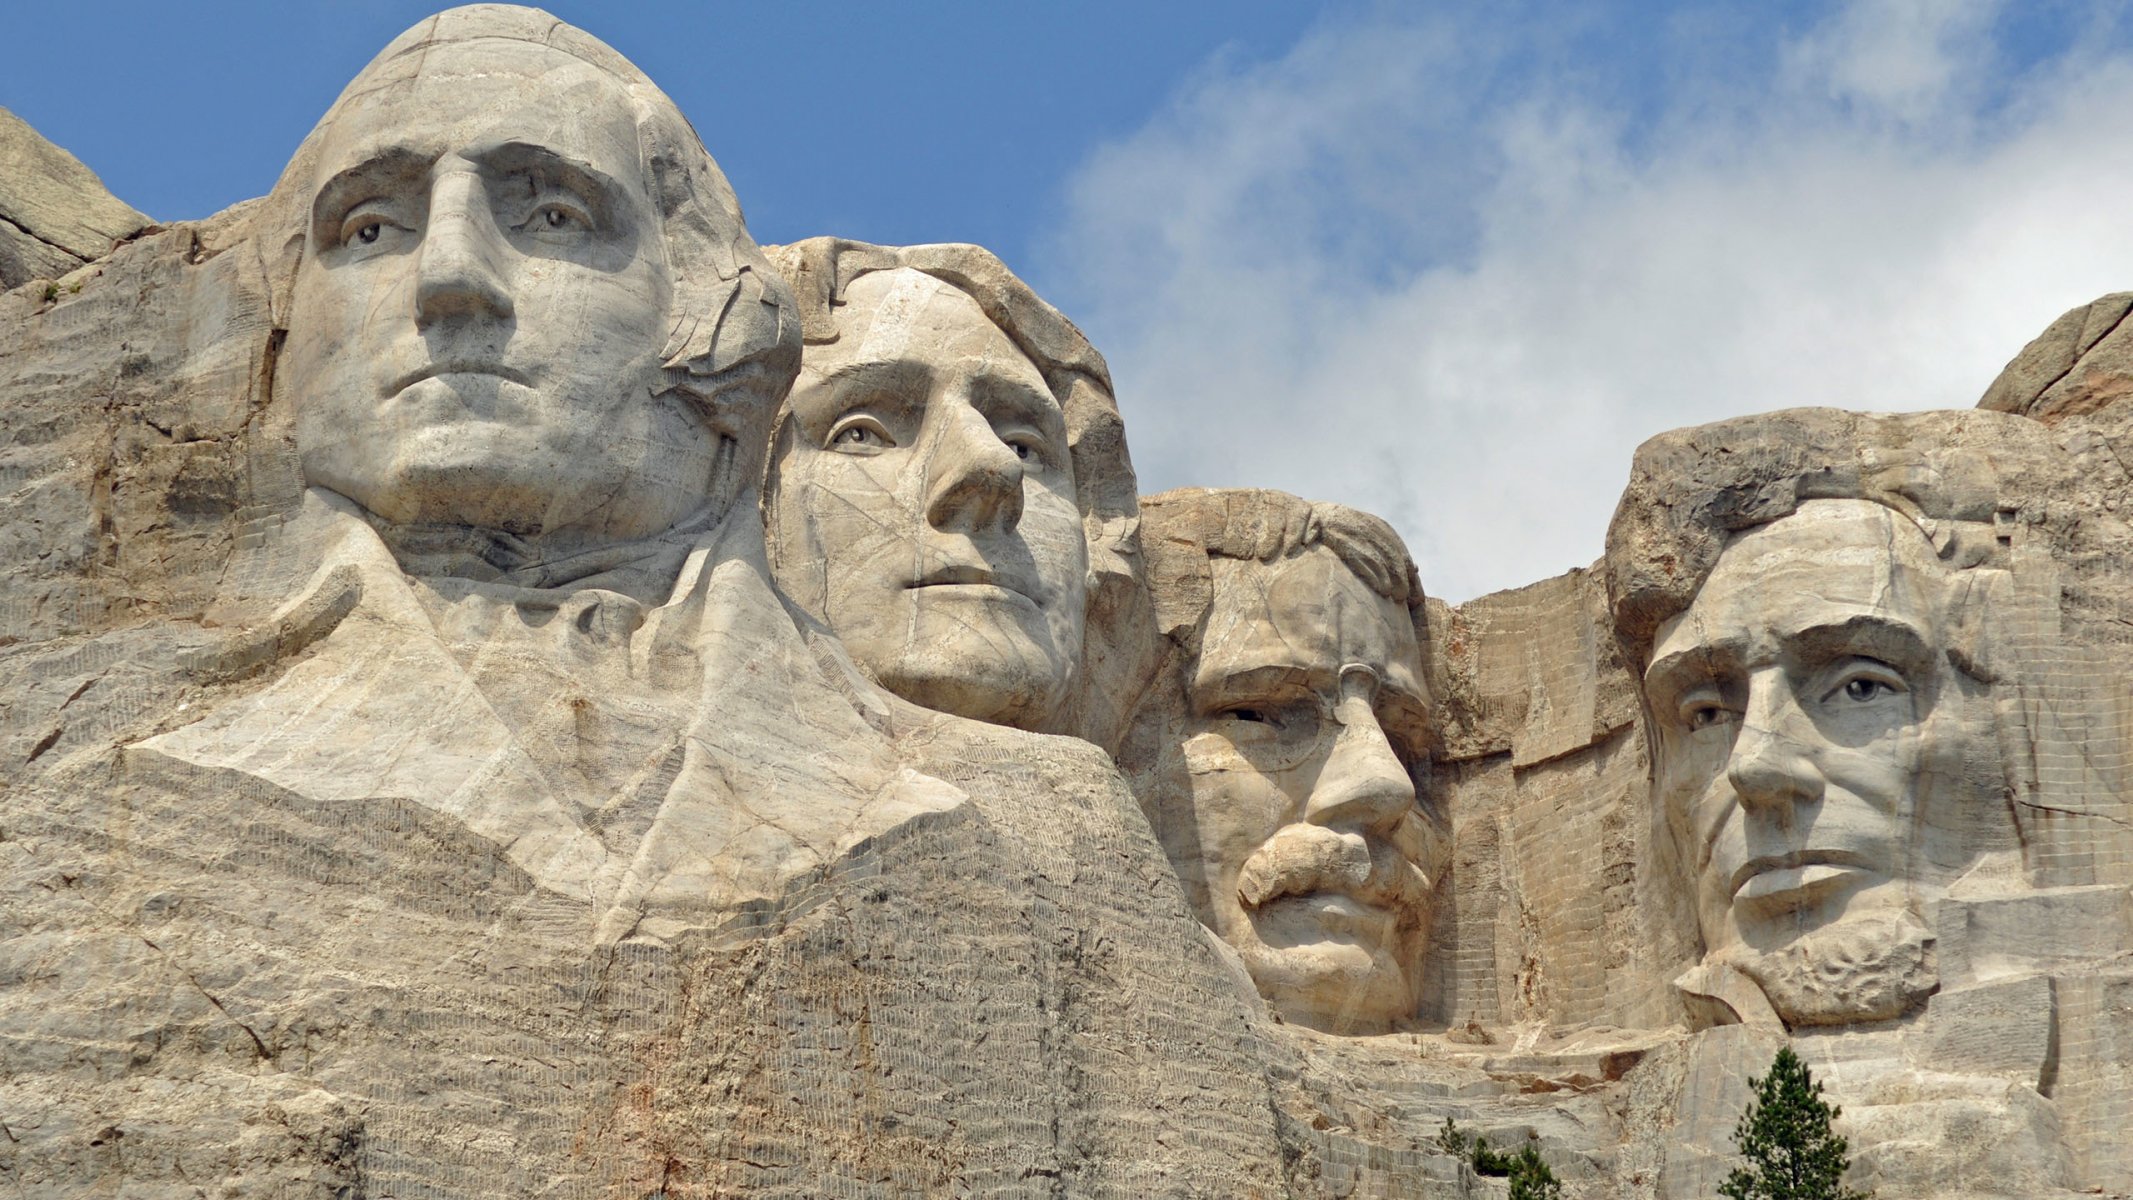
[6,6,2133,1198]
[0,104,150,289]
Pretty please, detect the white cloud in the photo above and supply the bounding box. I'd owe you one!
[1036,1,2133,601]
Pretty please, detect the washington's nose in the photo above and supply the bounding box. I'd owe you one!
[1304,670,1415,835]
[923,398,1025,533]
[1726,674,1825,817]
[414,171,513,328]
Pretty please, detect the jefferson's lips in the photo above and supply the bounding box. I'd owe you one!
[387,362,533,395]
[1729,849,1878,900]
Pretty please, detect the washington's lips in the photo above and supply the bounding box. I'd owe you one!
[387,361,534,395]
[908,563,1038,603]
[1728,849,1879,903]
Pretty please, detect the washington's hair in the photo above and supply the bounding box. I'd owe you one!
[254,4,800,476]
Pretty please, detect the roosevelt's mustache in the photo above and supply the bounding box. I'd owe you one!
[1235,824,1432,917]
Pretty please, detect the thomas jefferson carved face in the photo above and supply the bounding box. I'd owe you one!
[767,268,1088,728]
[1151,544,1441,1033]
[1646,500,1975,1023]
[284,38,717,542]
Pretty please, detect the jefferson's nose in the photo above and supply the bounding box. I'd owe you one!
[1726,672,1825,818]
[923,397,1024,534]
[414,171,514,327]
[1304,669,1415,836]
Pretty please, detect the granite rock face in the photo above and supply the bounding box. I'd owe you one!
[0,104,150,290]
[4,6,2132,1198]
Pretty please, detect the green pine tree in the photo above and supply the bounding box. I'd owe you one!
[1719,1046,1872,1200]
[1505,1143,1562,1200]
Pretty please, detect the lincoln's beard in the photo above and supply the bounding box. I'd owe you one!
[1724,909,1937,1027]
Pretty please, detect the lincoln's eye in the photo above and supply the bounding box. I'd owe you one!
[1844,678,1891,702]
[355,222,382,245]
[543,207,570,229]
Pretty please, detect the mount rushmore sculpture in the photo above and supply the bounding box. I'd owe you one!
[3,7,2131,1198]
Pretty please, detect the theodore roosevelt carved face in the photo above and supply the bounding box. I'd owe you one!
[281,37,719,545]
[1644,499,1977,1024]
[1127,492,1445,1034]
[767,268,1089,729]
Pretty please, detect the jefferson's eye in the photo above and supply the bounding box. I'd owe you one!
[828,417,895,451]
[1685,703,1732,731]
[1012,442,1033,461]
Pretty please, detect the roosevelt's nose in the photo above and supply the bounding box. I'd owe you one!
[1303,667,1415,836]
[1726,671,1825,819]
[923,396,1024,534]
[414,170,514,328]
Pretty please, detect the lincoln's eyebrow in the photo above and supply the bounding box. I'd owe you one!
[1644,639,1740,698]
[1780,613,1934,675]
[310,146,433,242]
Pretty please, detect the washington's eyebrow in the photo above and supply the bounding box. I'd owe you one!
[310,146,434,239]
[465,140,625,221]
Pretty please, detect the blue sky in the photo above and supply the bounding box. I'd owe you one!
[9,1,2133,600]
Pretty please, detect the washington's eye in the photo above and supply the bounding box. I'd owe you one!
[518,198,593,238]
[355,222,382,245]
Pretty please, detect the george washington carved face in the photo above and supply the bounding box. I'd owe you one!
[283,37,719,544]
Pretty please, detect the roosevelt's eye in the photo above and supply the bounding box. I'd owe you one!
[827,416,895,452]
[1223,708,1271,725]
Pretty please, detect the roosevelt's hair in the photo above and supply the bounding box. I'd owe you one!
[1137,487,1424,651]
[253,4,800,476]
